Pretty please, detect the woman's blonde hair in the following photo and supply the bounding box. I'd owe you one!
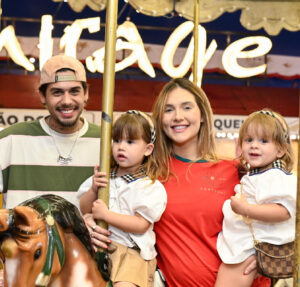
[152,78,217,181]
[111,112,159,182]
[238,109,294,172]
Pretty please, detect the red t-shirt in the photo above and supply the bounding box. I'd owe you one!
[154,156,270,287]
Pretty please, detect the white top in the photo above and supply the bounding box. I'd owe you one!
[78,175,167,260]
[217,168,296,264]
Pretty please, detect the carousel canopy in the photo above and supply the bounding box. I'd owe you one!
[53,0,300,36]
[2,0,299,55]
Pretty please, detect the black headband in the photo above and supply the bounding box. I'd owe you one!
[257,110,289,142]
[126,110,156,144]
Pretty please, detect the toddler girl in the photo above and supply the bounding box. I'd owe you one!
[79,110,167,287]
[215,109,296,286]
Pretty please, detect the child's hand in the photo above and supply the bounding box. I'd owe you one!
[92,199,109,221]
[91,165,109,193]
[230,193,249,217]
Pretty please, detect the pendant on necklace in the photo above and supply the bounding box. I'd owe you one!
[57,155,72,165]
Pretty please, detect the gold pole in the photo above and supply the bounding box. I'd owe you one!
[193,0,199,86]
[294,89,300,286]
[0,0,2,30]
[98,0,119,230]
[0,0,2,209]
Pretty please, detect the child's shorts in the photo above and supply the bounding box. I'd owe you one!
[109,241,156,287]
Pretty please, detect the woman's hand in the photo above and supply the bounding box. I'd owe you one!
[83,213,112,251]
[243,255,257,275]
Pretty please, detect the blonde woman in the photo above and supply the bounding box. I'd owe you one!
[152,78,270,287]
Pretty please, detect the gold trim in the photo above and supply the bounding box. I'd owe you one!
[58,0,300,35]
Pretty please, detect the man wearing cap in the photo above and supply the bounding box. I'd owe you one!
[0,54,100,209]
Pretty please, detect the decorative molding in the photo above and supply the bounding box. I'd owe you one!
[52,0,106,12]
[239,1,300,35]
[57,0,300,35]
[127,0,173,16]
[176,0,300,35]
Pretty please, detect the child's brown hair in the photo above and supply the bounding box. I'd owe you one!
[111,110,159,182]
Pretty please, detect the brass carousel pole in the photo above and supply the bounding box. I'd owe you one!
[94,1,118,283]
[97,0,118,230]
[294,88,300,286]
[0,0,2,210]
[193,0,199,86]
[0,0,2,28]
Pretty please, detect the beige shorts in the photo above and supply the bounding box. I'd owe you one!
[109,241,156,287]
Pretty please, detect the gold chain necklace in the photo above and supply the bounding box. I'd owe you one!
[47,117,80,166]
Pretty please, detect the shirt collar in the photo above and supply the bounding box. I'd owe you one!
[110,166,147,183]
[249,159,287,175]
[174,154,208,163]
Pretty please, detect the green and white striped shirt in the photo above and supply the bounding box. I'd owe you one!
[0,117,100,209]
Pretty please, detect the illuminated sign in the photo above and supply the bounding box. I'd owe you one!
[222,36,272,78]
[0,16,272,85]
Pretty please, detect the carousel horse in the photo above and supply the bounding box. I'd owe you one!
[0,194,107,287]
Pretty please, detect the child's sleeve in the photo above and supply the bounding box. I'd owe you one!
[256,170,297,217]
[133,179,167,223]
[77,176,93,199]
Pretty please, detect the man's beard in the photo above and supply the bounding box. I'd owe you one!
[53,108,82,128]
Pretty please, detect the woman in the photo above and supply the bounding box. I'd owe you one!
[84,78,270,286]
[151,78,270,286]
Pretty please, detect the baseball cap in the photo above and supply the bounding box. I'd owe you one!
[40,54,86,86]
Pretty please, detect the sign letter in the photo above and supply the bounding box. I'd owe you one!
[0,26,34,71]
[39,15,54,69]
[222,36,272,78]
[86,20,155,77]
[60,17,100,58]
[161,21,217,86]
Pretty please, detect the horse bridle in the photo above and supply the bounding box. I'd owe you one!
[13,198,65,287]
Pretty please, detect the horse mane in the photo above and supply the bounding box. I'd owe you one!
[20,194,95,257]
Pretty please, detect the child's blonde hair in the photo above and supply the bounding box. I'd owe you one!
[111,111,159,182]
[238,109,294,172]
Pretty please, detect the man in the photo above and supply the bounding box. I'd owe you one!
[0,54,100,208]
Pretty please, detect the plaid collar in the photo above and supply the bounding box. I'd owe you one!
[249,159,287,175]
[110,166,147,183]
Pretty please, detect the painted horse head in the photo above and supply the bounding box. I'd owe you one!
[0,194,106,287]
